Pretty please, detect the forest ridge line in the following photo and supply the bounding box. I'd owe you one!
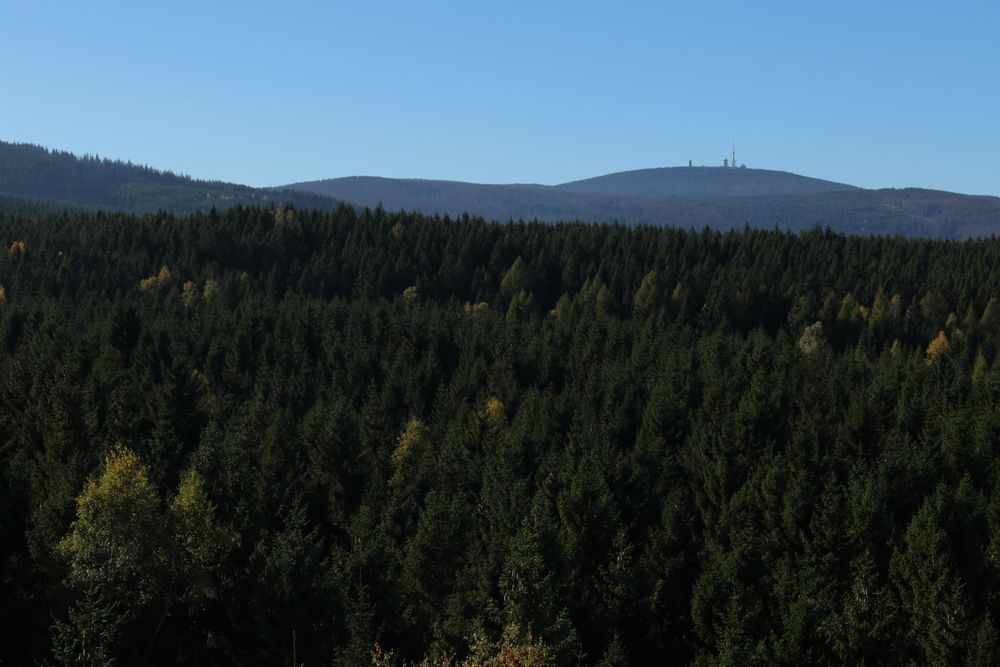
[3,139,1000,239]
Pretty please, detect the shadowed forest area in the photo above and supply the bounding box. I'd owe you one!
[3,203,1000,664]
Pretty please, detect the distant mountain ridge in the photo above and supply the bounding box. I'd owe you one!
[286,168,1000,239]
[0,141,340,214]
[3,139,1000,239]
[555,166,860,198]
[287,166,859,216]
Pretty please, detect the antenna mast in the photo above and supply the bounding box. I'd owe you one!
[732,142,736,168]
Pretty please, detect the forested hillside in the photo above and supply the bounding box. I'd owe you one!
[4,204,1000,664]
[288,173,1000,239]
[554,166,858,198]
[0,192,78,217]
[6,139,1000,239]
[0,141,339,214]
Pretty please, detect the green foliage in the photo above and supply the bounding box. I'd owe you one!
[633,269,659,317]
[499,256,532,305]
[57,447,165,607]
[798,321,826,354]
[168,469,237,601]
[51,586,124,667]
[3,203,1000,663]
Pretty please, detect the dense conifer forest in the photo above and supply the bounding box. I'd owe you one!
[4,202,1000,664]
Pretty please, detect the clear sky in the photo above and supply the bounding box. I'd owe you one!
[2,1,998,195]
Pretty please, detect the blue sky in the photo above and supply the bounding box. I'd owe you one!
[2,1,998,195]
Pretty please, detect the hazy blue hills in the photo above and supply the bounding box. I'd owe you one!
[0,141,339,214]
[555,166,859,198]
[4,139,1000,239]
[696,188,1000,239]
[281,168,860,231]
[285,167,858,218]
[286,168,1000,239]
[280,176,704,228]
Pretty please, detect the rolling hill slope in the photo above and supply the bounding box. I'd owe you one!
[4,138,1000,239]
[286,169,1000,239]
[0,141,340,214]
[555,166,859,198]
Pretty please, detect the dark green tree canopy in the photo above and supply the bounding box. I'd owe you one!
[1,203,1000,664]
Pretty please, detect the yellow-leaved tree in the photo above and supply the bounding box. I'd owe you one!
[182,280,198,307]
[54,447,166,665]
[926,331,950,365]
[54,447,234,665]
[485,396,506,427]
[58,447,165,605]
[798,322,826,355]
[391,417,429,488]
[139,265,172,290]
